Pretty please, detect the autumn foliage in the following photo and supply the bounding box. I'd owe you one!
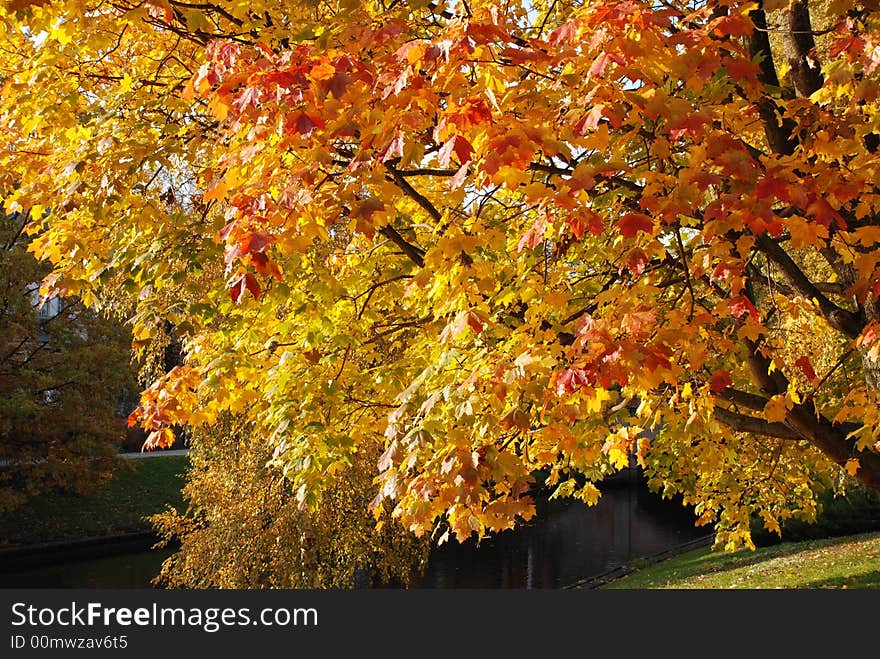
[0,215,133,512]
[2,0,880,548]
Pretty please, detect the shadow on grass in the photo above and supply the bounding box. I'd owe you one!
[656,534,869,583]
[799,570,880,589]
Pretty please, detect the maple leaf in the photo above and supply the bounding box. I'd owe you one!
[567,210,604,239]
[438,135,474,168]
[573,105,605,135]
[795,356,818,383]
[379,132,405,163]
[756,172,789,201]
[249,252,282,280]
[229,272,261,303]
[805,196,842,229]
[728,296,759,323]
[203,179,228,202]
[617,213,653,237]
[589,53,611,79]
[709,370,732,393]
[548,20,579,46]
[622,247,649,275]
[517,215,548,252]
[555,368,591,396]
[443,96,493,132]
[709,15,754,38]
[763,395,790,423]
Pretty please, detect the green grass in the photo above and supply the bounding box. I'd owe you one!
[0,455,188,547]
[601,531,880,589]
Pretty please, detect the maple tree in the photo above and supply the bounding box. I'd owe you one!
[2,0,880,549]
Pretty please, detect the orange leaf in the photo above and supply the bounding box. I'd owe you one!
[618,213,653,238]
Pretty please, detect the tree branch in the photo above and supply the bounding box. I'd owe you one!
[782,1,824,98]
[754,234,863,338]
[379,226,425,268]
[747,6,798,155]
[716,387,770,411]
[384,164,442,223]
[713,406,802,440]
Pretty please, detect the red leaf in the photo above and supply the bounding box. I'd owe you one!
[573,105,605,135]
[239,231,270,255]
[667,111,711,141]
[589,52,625,80]
[622,247,649,275]
[355,197,385,220]
[709,370,732,393]
[328,70,351,99]
[445,96,493,130]
[756,173,789,201]
[453,135,475,165]
[250,252,282,280]
[517,216,548,252]
[466,311,485,334]
[225,231,271,267]
[728,295,759,323]
[439,135,475,168]
[710,15,754,38]
[379,132,405,163]
[723,56,760,83]
[618,213,653,238]
[289,111,324,137]
[568,210,604,239]
[229,273,261,304]
[805,196,842,229]
[795,356,818,383]
[555,368,591,396]
[549,20,579,46]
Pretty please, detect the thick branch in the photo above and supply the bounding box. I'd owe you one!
[384,164,442,223]
[782,1,824,98]
[713,406,802,440]
[716,387,769,411]
[755,234,863,338]
[379,226,425,268]
[748,7,798,155]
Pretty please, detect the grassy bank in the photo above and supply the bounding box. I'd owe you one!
[0,455,188,547]
[601,531,880,589]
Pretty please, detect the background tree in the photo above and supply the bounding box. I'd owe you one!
[2,0,880,550]
[151,414,429,588]
[0,213,135,513]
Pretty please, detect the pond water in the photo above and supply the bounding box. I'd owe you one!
[0,476,707,589]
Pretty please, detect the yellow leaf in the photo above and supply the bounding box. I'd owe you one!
[50,21,73,46]
[845,459,860,476]
[119,74,135,94]
[763,395,790,423]
[208,95,230,122]
[203,179,228,202]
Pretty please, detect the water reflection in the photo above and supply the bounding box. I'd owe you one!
[0,477,706,589]
[0,548,175,589]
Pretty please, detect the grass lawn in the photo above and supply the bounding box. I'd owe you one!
[601,530,880,589]
[0,455,188,547]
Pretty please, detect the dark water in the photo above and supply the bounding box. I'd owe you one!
[0,478,707,589]
[0,549,177,589]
